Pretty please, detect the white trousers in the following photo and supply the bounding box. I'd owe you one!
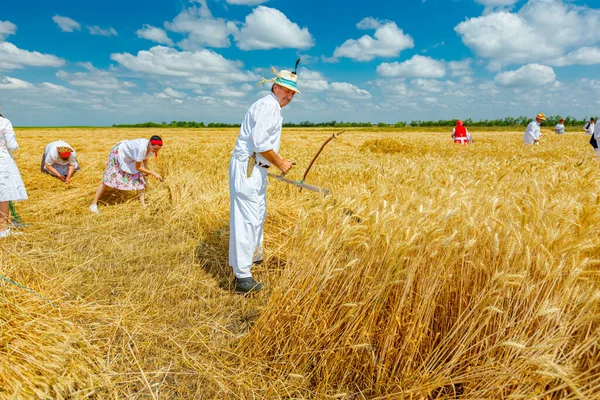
[228,156,267,278]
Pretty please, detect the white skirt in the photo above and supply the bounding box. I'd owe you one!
[0,157,28,202]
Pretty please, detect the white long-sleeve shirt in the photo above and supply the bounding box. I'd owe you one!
[231,93,283,166]
[523,120,541,144]
[0,116,18,160]
[584,122,595,135]
[594,123,600,142]
[555,124,565,134]
[44,140,78,168]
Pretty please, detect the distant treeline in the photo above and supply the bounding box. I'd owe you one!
[113,115,598,129]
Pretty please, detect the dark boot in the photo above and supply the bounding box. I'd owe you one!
[234,277,263,294]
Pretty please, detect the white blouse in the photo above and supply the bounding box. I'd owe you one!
[117,139,154,174]
[44,140,78,167]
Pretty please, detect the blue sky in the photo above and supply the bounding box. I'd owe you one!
[1,0,600,126]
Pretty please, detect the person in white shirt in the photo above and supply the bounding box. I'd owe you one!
[0,110,28,238]
[555,118,565,134]
[89,135,163,214]
[523,112,546,145]
[41,140,80,183]
[593,123,600,157]
[229,64,299,294]
[584,118,595,136]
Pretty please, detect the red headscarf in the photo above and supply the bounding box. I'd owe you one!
[456,120,464,127]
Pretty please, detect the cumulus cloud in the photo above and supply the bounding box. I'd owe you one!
[494,63,556,86]
[235,6,314,50]
[40,82,75,94]
[52,16,81,32]
[332,18,414,61]
[0,76,33,90]
[554,47,600,66]
[0,42,65,70]
[214,86,246,98]
[111,46,258,86]
[448,59,472,77]
[377,55,446,78]
[456,0,600,68]
[412,79,444,93]
[0,21,17,41]
[330,82,371,99]
[165,3,238,49]
[136,25,173,46]
[297,68,330,92]
[56,67,134,90]
[87,25,118,36]
[155,87,187,99]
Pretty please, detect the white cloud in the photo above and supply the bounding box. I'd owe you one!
[412,79,444,93]
[0,21,17,41]
[377,55,446,78]
[0,76,33,90]
[56,68,133,90]
[214,86,246,98]
[87,25,118,36]
[225,0,268,4]
[165,4,238,49]
[111,46,258,86]
[235,6,314,50]
[136,25,173,46]
[494,63,556,86]
[554,47,600,66]
[297,68,330,92]
[456,0,600,68]
[40,82,75,94]
[448,59,472,77]
[330,82,371,99]
[155,87,187,99]
[0,42,65,70]
[332,18,414,62]
[52,16,81,32]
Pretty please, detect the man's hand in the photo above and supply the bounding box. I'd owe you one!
[277,159,294,175]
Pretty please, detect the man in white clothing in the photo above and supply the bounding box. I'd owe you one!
[584,118,595,136]
[228,65,299,293]
[555,118,565,134]
[523,112,546,145]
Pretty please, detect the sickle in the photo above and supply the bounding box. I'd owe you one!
[299,130,345,192]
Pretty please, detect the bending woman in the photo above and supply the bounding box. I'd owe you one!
[41,140,80,183]
[0,111,28,238]
[89,135,163,214]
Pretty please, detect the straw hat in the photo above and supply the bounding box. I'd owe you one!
[274,70,300,94]
[536,112,547,121]
[258,59,301,94]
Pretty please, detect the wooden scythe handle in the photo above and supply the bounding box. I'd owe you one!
[299,130,345,192]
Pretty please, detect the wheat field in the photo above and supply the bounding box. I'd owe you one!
[1,127,599,399]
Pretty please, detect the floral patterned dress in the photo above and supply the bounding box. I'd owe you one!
[102,144,147,191]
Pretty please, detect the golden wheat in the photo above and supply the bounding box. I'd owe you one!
[0,127,598,399]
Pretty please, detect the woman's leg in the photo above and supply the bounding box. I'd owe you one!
[91,182,108,206]
[137,190,146,207]
[0,201,9,232]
